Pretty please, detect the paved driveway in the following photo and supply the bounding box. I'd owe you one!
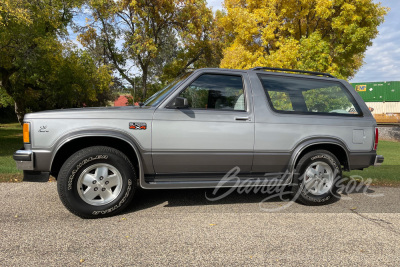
[1,182,400,266]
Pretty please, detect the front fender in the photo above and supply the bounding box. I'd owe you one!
[48,129,149,188]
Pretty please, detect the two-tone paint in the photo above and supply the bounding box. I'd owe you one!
[15,68,380,189]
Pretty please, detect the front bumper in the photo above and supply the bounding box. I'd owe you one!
[13,150,34,170]
[13,150,50,182]
[374,155,384,166]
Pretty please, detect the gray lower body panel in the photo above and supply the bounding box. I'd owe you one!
[348,151,377,170]
[252,152,291,173]
[152,152,253,173]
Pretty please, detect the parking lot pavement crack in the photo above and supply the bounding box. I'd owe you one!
[350,210,400,236]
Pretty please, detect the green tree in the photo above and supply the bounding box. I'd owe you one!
[0,0,114,122]
[80,0,218,100]
[219,0,388,79]
[0,87,13,108]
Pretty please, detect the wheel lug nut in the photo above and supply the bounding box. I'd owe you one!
[105,181,109,185]
[102,188,106,191]
[92,180,96,184]
[99,176,104,180]
[94,187,98,191]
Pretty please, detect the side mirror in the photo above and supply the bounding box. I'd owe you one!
[168,97,189,109]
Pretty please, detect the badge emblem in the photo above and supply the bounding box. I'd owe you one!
[129,122,147,130]
[38,126,49,132]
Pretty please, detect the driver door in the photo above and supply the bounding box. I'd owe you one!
[151,71,255,176]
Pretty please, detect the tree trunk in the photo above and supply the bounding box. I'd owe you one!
[14,101,24,125]
[142,68,148,100]
[176,48,205,77]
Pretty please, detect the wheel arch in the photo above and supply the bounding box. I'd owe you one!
[290,138,350,172]
[50,131,146,185]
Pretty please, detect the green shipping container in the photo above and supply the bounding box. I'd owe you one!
[351,81,400,102]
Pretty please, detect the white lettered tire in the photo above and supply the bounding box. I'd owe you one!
[291,150,341,205]
[57,146,136,218]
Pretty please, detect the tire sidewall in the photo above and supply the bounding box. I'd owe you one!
[58,147,136,218]
[293,151,341,204]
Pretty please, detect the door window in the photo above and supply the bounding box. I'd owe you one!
[179,74,245,111]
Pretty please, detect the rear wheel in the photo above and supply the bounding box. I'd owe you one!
[57,146,136,218]
[291,150,341,205]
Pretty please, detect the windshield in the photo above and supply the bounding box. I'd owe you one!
[143,72,192,107]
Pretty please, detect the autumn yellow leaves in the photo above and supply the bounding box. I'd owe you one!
[0,0,389,121]
[218,0,388,79]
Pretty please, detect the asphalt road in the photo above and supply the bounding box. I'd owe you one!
[1,182,400,266]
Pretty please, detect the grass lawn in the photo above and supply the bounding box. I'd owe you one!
[0,122,399,185]
[0,123,23,182]
[344,140,400,186]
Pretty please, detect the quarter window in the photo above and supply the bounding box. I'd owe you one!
[258,75,361,116]
[179,74,245,111]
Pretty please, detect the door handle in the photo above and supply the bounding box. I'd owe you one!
[235,116,251,121]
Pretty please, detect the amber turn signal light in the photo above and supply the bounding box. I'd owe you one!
[23,123,30,143]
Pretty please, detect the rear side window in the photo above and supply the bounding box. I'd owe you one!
[179,74,245,111]
[258,74,362,116]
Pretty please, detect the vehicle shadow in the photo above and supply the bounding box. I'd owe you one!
[339,183,376,195]
[122,186,346,214]
[121,182,382,214]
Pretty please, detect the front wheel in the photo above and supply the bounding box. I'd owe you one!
[57,146,136,218]
[291,150,342,205]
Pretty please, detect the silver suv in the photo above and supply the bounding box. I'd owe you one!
[14,67,384,218]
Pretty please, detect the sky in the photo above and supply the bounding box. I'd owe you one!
[349,0,400,82]
[207,0,400,83]
[71,1,399,83]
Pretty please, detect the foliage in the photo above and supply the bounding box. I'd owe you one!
[219,0,388,79]
[0,0,114,122]
[0,87,13,108]
[79,0,220,100]
[0,0,390,118]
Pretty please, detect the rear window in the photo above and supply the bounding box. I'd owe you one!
[258,74,362,116]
